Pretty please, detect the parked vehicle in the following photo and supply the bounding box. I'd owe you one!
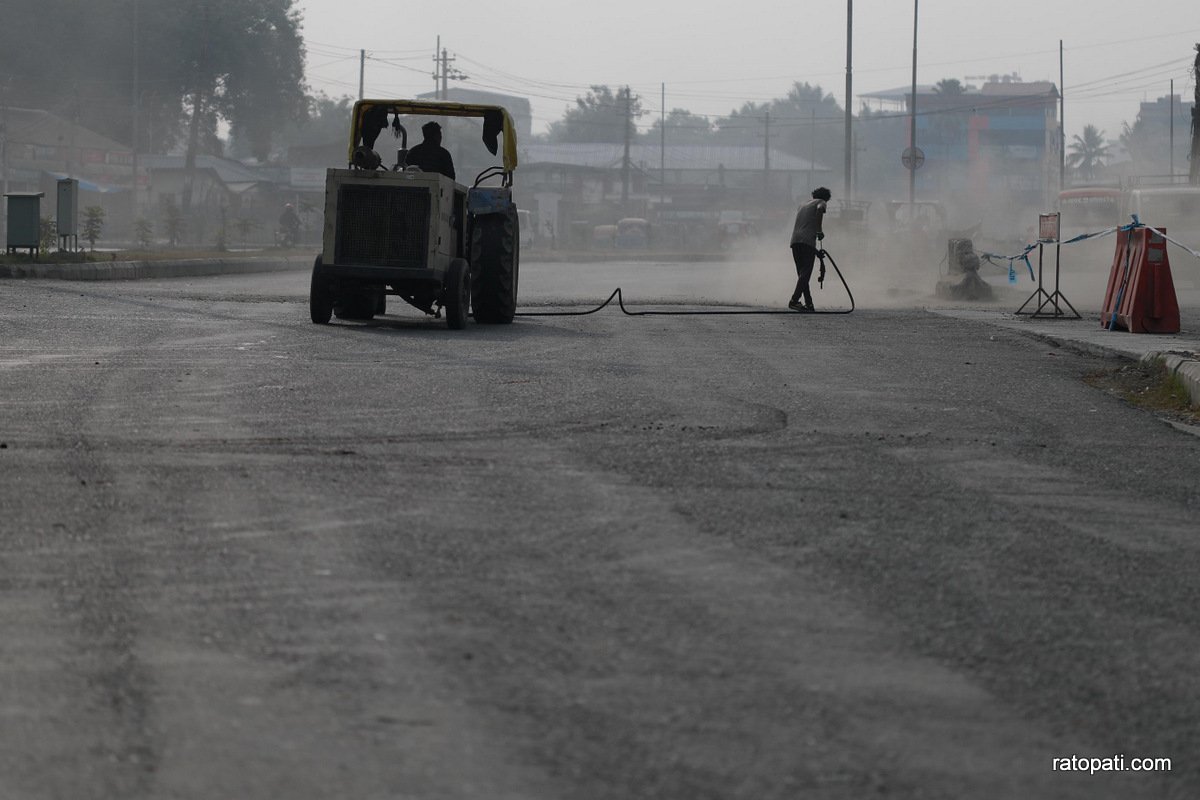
[1057,186,1121,239]
[591,224,617,249]
[517,208,535,249]
[1123,185,1200,249]
[616,218,649,249]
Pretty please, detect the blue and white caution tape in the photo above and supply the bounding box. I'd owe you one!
[1056,214,1200,259]
[1141,225,1200,261]
[980,214,1200,279]
[1060,226,1118,245]
[980,242,1038,281]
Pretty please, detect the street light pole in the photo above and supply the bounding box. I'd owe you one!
[844,0,853,200]
[132,0,140,223]
[909,0,918,209]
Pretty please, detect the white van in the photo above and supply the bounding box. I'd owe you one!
[1123,186,1200,251]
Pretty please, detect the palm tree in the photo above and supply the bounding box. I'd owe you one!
[933,78,965,96]
[1067,125,1111,180]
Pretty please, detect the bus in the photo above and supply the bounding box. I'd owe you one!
[1057,186,1121,239]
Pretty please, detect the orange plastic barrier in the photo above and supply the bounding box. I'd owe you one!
[1100,227,1180,334]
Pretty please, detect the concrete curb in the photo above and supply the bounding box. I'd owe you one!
[0,255,312,281]
[1143,351,1200,408]
[927,308,1200,410]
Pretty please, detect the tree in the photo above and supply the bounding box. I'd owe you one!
[82,206,106,250]
[254,93,355,157]
[0,1,306,161]
[234,216,261,247]
[1067,124,1111,180]
[643,109,714,145]
[547,86,642,144]
[928,77,972,148]
[133,218,155,250]
[933,78,966,96]
[217,0,308,160]
[713,82,844,169]
[177,0,307,215]
[1119,94,1191,175]
[39,218,57,255]
[162,196,185,247]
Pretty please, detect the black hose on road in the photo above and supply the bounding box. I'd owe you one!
[515,247,855,318]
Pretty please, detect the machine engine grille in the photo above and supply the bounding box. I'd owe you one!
[335,184,431,267]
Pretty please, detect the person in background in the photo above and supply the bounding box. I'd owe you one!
[278,203,301,247]
[789,187,831,312]
[405,121,456,180]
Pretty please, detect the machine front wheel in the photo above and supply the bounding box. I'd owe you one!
[309,256,333,324]
[445,258,471,330]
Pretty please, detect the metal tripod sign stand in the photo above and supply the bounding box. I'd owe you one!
[1016,213,1080,319]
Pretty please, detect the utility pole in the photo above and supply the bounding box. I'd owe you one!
[433,36,440,97]
[660,82,665,207]
[1059,40,1065,193]
[844,0,853,200]
[763,110,771,207]
[359,49,365,100]
[69,84,79,180]
[431,38,466,101]
[441,48,449,100]
[621,86,632,206]
[131,0,140,224]
[810,109,816,188]
[908,0,919,209]
[1170,78,1174,179]
[1,82,9,245]
[1190,43,1200,185]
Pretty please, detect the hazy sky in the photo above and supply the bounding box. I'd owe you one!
[296,0,1199,141]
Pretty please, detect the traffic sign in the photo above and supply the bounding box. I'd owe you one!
[901,146,925,170]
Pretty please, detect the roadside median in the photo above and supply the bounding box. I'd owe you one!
[0,254,312,281]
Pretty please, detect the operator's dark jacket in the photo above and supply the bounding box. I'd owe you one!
[405,143,456,180]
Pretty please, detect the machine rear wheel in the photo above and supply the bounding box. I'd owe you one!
[445,258,471,330]
[470,209,518,324]
[309,256,333,324]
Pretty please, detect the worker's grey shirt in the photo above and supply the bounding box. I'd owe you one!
[790,198,828,248]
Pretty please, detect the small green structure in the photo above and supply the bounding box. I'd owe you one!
[5,192,45,255]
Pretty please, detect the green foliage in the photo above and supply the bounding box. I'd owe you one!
[643,109,715,145]
[0,0,306,160]
[134,217,154,249]
[714,82,845,167]
[1067,125,1111,180]
[82,206,106,250]
[234,216,261,246]
[214,205,228,252]
[39,217,57,254]
[547,86,644,144]
[1119,97,1190,175]
[933,78,966,96]
[162,197,184,247]
[254,93,355,157]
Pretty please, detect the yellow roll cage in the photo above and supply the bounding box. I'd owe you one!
[348,99,519,175]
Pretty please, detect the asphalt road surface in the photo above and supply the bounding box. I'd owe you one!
[1,261,1198,799]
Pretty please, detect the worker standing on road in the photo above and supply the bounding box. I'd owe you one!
[405,121,456,180]
[789,187,831,312]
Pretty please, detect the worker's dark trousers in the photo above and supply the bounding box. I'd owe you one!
[790,243,818,307]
